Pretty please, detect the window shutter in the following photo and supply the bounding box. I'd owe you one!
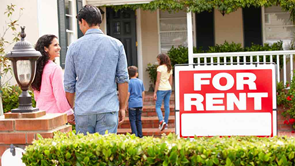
[57,0,67,68]
[243,7,263,47]
[76,0,83,38]
[196,11,215,50]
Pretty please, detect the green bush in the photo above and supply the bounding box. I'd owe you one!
[145,63,158,90]
[277,72,295,129]
[2,85,36,113]
[207,41,244,53]
[22,132,295,166]
[168,45,202,68]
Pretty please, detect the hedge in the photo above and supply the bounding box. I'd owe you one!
[22,132,295,166]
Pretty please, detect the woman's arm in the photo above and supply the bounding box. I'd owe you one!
[169,74,173,87]
[154,71,161,100]
[52,67,74,116]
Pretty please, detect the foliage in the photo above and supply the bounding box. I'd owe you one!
[277,72,295,130]
[0,4,23,86]
[2,85,35,113]
[167,41,283,67]
[146,63,158,89]
[22,132,295,166]
[207,41,244,53]
[168,45,203,67]
[106,0,295,21]
[148,41,283,90]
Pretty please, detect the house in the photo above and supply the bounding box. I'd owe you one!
[1,0,294,90]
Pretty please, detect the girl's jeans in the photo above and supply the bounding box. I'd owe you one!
[155,90,172,124]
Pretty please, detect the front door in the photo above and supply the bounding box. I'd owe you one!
[107,8,137,66]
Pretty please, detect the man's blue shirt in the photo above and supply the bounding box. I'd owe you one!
[64,28,129,115]
[128,78,145,108]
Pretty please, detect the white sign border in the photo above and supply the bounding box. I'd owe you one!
[174,64,277,138]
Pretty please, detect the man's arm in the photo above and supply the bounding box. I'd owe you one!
[116,43,129,124]
[118,82,128,124]
[64,45,77,109]
[66,92,75,108]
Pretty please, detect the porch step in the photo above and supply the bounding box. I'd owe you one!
[117,128,175,137]
[118,91,176,137]
[118,116,175,129]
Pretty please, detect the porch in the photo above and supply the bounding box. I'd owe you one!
[90,2,295,90]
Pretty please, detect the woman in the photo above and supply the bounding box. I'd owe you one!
[31,35,74,123]
[154,53,173,131]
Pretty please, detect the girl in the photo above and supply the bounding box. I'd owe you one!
[31,35,74,123]
[154,53,173,131]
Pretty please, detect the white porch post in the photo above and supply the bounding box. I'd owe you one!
[187,11,193,64]
[0,67,3,116]
[0,96,3,116]
[136,9,143,80]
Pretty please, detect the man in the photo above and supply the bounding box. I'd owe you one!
[64,5,129,135]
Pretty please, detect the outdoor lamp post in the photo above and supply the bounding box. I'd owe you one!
[5,27,41,113]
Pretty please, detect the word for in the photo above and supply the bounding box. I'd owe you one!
[184,73,268,111]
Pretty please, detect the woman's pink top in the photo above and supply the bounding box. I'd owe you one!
[34,60,73,115]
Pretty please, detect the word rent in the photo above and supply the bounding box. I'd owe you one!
[184,73,268,111]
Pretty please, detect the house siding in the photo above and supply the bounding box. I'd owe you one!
[214,8,244,46]
[1,0,40,86]
[141,10,159,91]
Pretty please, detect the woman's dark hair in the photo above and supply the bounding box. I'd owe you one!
[31,34,57,91]
[157,53,172,73]
[76,5,102,27]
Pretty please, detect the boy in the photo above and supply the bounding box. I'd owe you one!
[127,66,145,138]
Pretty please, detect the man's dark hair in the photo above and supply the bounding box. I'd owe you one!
[128,66,138,78]
[76,5,102,27]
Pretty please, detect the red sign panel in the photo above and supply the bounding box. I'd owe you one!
[176,66,276,138]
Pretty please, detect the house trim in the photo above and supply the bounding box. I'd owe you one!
[157,9,161,54]
[193,12,196,47]
[136,9,143,80]
[261,6,266,43]
[86,0,152,6]
[103,7,107,33]
[187,12,193,64]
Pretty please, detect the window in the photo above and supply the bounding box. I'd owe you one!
[243,7,262,47]
[264,6,295,43]
[195,11,214,50]
[158,10,188,53]
[65,0,76,47]
[58,0,78,68]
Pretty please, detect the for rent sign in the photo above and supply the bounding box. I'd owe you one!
[175,64,277,138]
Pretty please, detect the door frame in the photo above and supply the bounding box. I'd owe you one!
[104,8,143,81]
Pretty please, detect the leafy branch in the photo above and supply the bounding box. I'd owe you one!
[0,4,23,88]
[105,0,295,21]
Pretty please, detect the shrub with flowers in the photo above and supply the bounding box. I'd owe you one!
[277,75,295,131]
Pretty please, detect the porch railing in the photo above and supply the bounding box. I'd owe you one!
[191,50,295,85]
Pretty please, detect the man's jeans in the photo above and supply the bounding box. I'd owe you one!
[156,90,171,124]
[75,111,118,135]
[129,107,143,138]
